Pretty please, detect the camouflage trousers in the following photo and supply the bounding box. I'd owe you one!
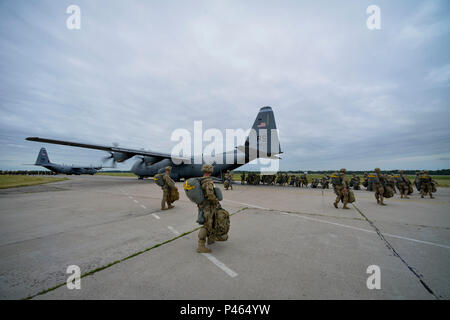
[199,201,218,239]
[421,183,432,196]
[373,183,384,199]
[334,185,348,204]
[397,183,406,195]
[161,188,171,208]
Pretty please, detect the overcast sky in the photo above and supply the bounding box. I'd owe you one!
[0,0,449,172]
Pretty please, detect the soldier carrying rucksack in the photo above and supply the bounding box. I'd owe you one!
[419,170,435,199]
[331,168,353,209]
[155,166,177,210]
[184,164,230,253]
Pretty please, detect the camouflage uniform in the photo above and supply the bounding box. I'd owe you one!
[396,170,410,199]
[161,166,175,210]
[333,168,349,209]
[197,164,226,253]
[350,174,360,190]
[373,168,386,205]
[224,170,233,190]
[420,170,434,199]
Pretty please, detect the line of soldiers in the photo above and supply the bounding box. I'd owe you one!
[331,168,437,209]
[0,170,58,175]
[240,172,329,188]
[158,166,438,253]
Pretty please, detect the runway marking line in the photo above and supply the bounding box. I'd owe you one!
[23,207,248,300]
[167,226,180,235]
[140,204,147,209]
[202,253,238,278]
[133,199,139,203]
[152,213,161,220]
[226,200,450,250]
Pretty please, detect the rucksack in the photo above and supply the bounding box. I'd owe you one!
[348,190,355,203]
[330,172,342,186]
[154,173,166,187]
[214,208,230,237]
[169,187,179,202]
[383,186,394,198]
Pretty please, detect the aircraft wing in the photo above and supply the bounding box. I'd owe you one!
[25,137,190,163]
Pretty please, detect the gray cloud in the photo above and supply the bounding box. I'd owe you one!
[0,0,449,171]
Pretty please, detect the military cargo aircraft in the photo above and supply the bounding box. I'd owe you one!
[31,147,102,175]
[26,106,282,180]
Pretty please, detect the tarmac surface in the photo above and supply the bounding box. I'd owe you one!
[0,175,449,300]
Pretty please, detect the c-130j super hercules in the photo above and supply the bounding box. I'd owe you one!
[26,106,282,180]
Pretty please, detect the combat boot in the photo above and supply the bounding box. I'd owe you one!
[168,204,174,209]
[207,236,215,245]
[379,199,386,206]
[333,202,338,209]
[197,240,211,253]
[342,203,350,209]
[430,194,434,199]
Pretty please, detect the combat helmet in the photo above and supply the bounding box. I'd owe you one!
[202,164,214,173]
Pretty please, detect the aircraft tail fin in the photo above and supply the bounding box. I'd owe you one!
[241,106,282,161]
[35,148,51,165]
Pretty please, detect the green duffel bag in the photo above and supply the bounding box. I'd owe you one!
[154,173,165,187]
[383,185,394,198]
[184,177,205,204]
[368,173,380,184]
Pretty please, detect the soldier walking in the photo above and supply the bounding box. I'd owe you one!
[372,168,386,205]
[331,168,350,209]
[161,166,175,210]
[197,164,227,253]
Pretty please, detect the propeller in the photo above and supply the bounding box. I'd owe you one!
[101,142,119,168]
[102,152,117,168]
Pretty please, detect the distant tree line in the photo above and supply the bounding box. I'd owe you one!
[0,170,58,175]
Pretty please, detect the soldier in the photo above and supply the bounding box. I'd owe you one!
[161,166,175,210]
[332,168,350,209]
[420,170,435,199]
[350,174,361,190]
[396,170,410,199]
[240,172,245,185]
[224,170,233,190]
[372,168,386,205]
[196,164,226,253]
[414,172,421,191]
[320,175,330,189]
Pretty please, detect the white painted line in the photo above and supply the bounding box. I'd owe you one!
[167,226,180,236]
[202,253,238,278]
[133,199,139,203]
[140,204,147,209]
[227,199,450,250]
[224,199,268,210]
[151,213,161,220]
[282,212,450,250]
[128,196,133,199]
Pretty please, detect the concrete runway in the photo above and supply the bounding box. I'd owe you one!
[0,175,449,299]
